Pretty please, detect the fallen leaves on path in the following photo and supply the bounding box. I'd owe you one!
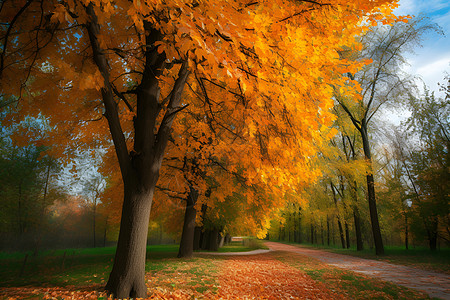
[216,253,345,299]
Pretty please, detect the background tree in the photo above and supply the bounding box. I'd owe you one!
[335,17,437,255]
[403,89,449,250]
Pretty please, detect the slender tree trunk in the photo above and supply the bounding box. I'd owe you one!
[177,187,198,258]
[345,221,350,249]
[288,227,292,242]
[320,221,324,245]
[310,223,314,244]
[218,233,225,248]
[353,207,363,251]
[404,212,408,250]
[103,218,108,247]
[331,182,346,249]
[93,198,97,248]
[360,125,384,255]
[337,217,346,249]
[327,217,330,246]
[298,209,302,243]
[194,204,207,250]
[225,234,231,244]
[293,211,297,243]
[18,179,24,236]
[427,218,438,251]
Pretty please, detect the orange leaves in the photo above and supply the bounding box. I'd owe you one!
[79,69,104,91]
[51,4,74,24]
[217,254,345,299]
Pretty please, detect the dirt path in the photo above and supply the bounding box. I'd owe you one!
[266,242,450,300]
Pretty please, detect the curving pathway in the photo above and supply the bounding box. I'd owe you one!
[196,249,272,256]
[266,242,450,300]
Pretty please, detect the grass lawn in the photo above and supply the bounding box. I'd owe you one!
[197,239,269,253]
[277,241,450,275]
[0,242,438,299]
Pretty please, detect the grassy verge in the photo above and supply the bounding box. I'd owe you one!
[0,244,222,299]
[274,241,450,275]
[0,244,179,288]
[196,238,269,253]
[330,247,450,275]
[271,251,431,300]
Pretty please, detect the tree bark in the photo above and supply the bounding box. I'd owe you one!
[177,186,198,258]
[225,234,231,244]
[427,218,438,251]
[345,221,350,249]
[297,209,302,244]
[218,233,225,248]
[201,230,209,250]
[327,217,330,246]
[330,182,346,249]
[203,229,220,251]
[353,207,364,251]
[193,226,202,251]
[105,189,154,298]
[404,212,408,250]
[360,124,384,255]
[85,5,189,297]
[337,218,346,249]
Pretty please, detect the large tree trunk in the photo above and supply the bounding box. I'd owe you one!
[193,226,202,251]
[105,189,153,298]
[207,229,220,251]
[177,187,198,258]
[85,5,189,297]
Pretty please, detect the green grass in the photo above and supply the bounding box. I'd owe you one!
[275,240,450,275]
[195,239,268,253]
[0,244,179,288]
[0,243,440,299]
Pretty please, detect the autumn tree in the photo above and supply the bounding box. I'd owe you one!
[0,113,62,251]
[2,0,402,297]
[335,17,436,255]
[402,89,449,250]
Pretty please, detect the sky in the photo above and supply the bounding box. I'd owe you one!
[395,0,450,96]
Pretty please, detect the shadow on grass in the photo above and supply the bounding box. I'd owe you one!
[0,244,179,288]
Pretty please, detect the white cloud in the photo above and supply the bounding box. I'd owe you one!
[415,56,450,94]
[395,0,450,95]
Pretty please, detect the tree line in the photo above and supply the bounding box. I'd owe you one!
[1,0,447,298]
